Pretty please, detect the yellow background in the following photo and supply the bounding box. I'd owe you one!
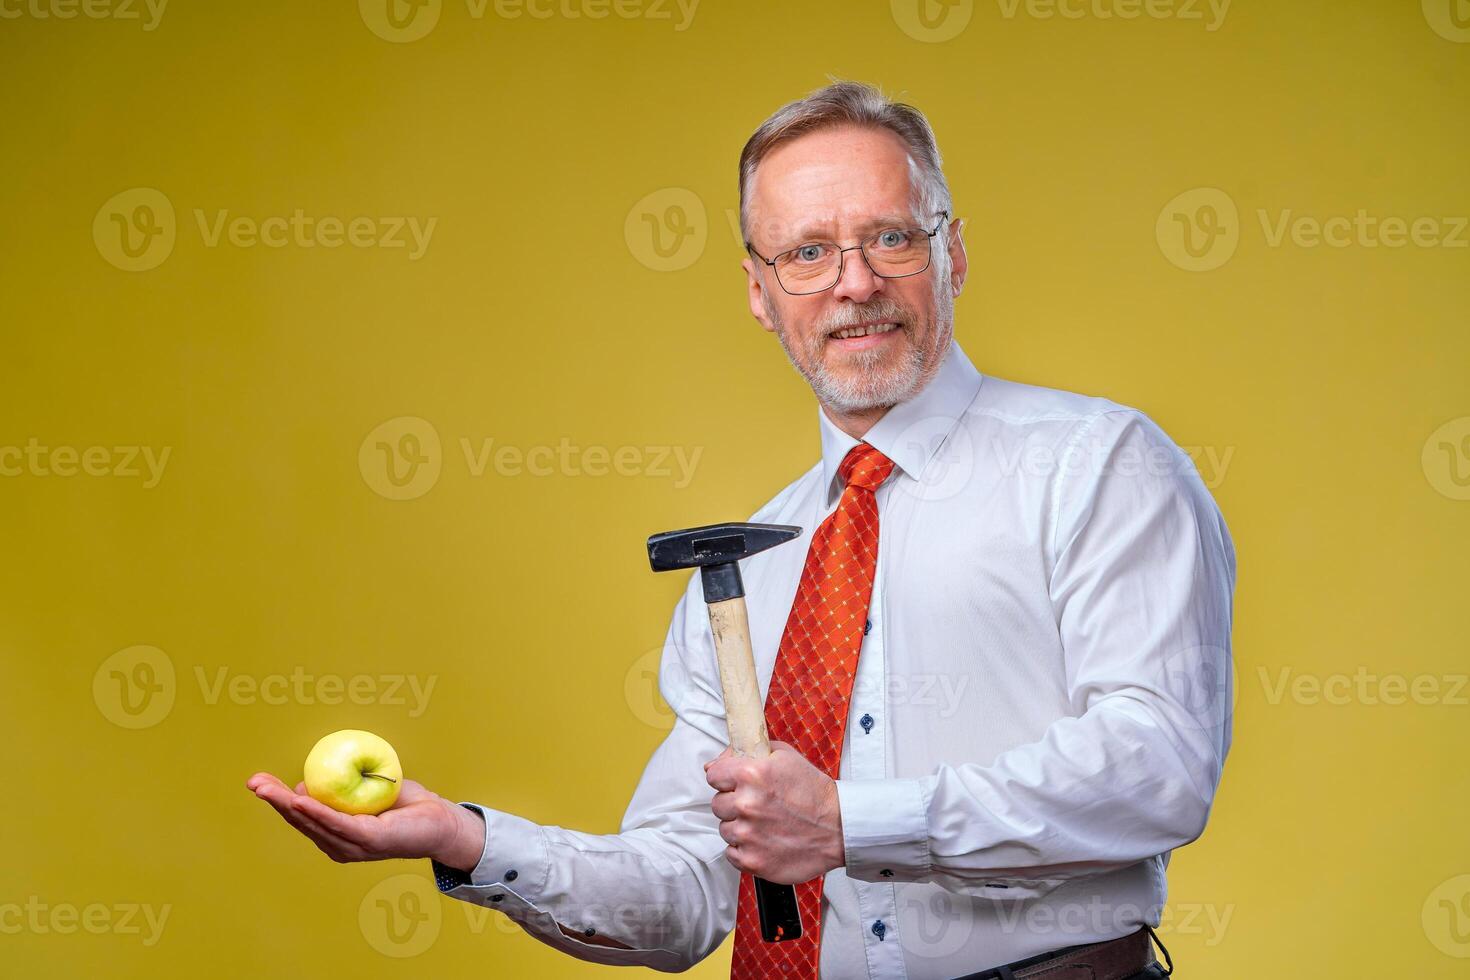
[2,0,1467,976]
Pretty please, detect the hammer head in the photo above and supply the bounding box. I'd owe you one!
[647,522,802,603]
[646,521,802,573]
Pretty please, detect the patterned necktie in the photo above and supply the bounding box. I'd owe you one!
[730,441,896,980]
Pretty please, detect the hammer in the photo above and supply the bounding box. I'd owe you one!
[646,521,805,943]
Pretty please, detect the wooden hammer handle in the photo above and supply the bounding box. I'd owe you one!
[706,596,771,758]
[704,594,804,942]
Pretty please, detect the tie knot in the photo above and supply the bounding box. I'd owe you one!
[839,442,895,493]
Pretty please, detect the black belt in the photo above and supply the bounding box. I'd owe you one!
[950,924,1172,980]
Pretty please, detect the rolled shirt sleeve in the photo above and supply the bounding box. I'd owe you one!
[837,408,1236,895]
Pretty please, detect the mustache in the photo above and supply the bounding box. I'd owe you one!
[815,299,911,335]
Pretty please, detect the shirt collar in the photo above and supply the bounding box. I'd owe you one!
[817,338,984,506]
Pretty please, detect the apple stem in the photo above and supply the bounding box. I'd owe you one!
[362,773,398,783]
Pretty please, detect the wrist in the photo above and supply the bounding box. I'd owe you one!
[432,800,486,872]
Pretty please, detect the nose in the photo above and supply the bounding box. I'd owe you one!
[830,248,883,304]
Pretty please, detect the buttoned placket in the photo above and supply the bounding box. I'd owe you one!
[839,476,907,980]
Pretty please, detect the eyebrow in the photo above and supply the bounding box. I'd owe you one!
[786,213,917,244]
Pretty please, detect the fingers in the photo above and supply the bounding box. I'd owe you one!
[724,844,755,876]
[289,796,377,849]
[292,810,370,863]
[247,772,375,862]
[703,746,734,772]
[246,772,292,796]
[710,790,739,822]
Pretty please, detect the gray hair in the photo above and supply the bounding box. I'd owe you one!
[738,79,953,249]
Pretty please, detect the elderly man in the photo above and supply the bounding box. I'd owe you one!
[248,80,1234,980]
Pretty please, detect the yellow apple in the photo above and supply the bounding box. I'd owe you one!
[302,729,402,815]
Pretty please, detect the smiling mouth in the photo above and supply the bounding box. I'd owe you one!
[829,321,901,340]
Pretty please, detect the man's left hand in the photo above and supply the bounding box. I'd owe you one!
[704,741,844,884]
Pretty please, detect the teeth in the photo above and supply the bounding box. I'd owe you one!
[833,322,898,340]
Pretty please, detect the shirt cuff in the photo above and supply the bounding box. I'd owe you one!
[835,777,933,882]
[431,802,551,916]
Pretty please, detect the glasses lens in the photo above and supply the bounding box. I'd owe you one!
[863,228,933,277]
[774,243,841,294]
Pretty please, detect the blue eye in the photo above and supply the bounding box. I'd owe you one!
[794,244,826,263]
[876,230,910,249]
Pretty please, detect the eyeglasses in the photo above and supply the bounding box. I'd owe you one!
[745,212,949,296]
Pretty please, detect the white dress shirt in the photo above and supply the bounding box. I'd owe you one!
[435,338,1236,979]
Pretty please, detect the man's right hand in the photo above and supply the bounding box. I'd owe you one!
[245,772,486,872]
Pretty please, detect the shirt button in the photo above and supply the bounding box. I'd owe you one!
[880,868,895,878]
[505,869,519,882]
[490,894,504,903]
[859,713,875,734]
[871,919,887,941]
[863,618,872,635]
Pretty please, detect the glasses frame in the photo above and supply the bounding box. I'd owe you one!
[745,211,950,296]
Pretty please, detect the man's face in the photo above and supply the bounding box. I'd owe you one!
[742,124,967,415]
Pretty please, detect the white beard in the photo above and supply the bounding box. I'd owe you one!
[765,268,954,414]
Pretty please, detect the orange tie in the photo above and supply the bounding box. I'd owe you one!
[730,441,895,980]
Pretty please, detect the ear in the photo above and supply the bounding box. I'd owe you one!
[945,216,968,298]
[742,256,777,334]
